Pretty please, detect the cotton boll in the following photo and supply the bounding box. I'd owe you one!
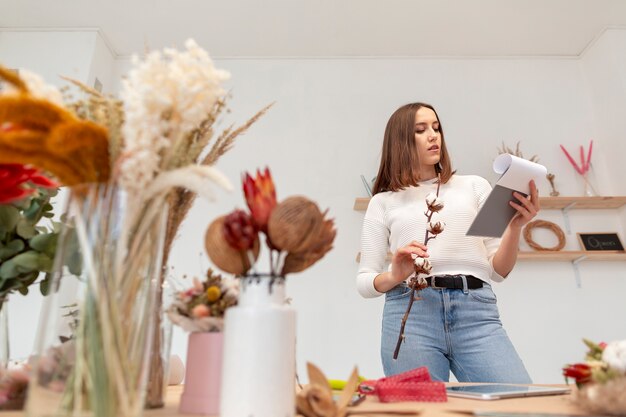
[602,340,626,374]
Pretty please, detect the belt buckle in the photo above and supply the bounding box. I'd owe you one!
[430,276,445,289]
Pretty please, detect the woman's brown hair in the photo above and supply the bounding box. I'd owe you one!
[372,102,454,195]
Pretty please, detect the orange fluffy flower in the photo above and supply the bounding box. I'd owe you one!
[0,66,110,185]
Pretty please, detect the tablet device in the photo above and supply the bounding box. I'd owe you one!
[446,384,570,400]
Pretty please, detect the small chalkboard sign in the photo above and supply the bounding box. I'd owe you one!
[577,233,625,252]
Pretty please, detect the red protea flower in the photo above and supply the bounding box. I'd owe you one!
[222,209,258,251]
[243,167,277,232]
[562,363,592,387]
[0,163,58,204]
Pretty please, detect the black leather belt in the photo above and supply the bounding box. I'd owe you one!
[425,275,483,289]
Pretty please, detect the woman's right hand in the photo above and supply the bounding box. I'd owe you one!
[390,241,429,284]
[373,241,429,293]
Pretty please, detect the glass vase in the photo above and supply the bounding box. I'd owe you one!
[0,296,8,369]
[575,164,599,197]
[144,277,175,409]
[26,183,167,417]
[220,274,296,417]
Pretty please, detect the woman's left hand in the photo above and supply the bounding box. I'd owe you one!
[508,180,540,230]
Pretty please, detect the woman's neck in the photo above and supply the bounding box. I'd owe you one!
[417,166,437,181]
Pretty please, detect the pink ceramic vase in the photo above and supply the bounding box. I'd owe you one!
[179,332,223,415]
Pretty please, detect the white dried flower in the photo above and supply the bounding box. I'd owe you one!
[428,221,445,235]
[425,192,444,212]
[602,340,626,374]
[119,38,230,193]
[413,256,432,275]
[2,69,64,106]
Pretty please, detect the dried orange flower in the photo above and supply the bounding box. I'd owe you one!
[206,286,221,303]
[0,66,110,185]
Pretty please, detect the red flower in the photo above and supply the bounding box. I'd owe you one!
[562,363,592,386]
[243,167,277,232]
[222,209,258,251]
[0,164,58,204]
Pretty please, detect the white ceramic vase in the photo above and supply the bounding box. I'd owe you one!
[220,275,296,417]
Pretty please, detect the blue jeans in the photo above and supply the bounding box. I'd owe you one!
[381,282,532,383]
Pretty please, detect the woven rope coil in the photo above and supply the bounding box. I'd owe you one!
[523,220,566,251]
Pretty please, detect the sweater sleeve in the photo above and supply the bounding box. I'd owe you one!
[474,177,506,282]
[356,194,389,298]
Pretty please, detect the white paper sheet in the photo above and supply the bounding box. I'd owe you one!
[493,154,547,194]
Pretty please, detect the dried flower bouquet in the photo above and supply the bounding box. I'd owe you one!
[205,168,336,279]
[563,339,626,415]
[167,269,239,333]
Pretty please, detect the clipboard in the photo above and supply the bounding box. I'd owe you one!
[466,154,547,238]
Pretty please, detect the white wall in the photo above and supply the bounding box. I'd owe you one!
[0,30,96,87]
[119,34,625,383]
[3,28,626,383]
[580,28,626,230]
[86,32,116,94]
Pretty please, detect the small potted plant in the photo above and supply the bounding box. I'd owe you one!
[166,269,238,415]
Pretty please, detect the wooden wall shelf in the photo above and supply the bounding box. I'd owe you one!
[356,251,626,263]
[354,196,626,266]
[517,251,626,262]
[354,196,626,212]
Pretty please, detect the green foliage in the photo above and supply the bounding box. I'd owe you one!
[0,187,71,299]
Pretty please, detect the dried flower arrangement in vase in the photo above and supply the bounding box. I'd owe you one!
[167,269,238,415]
[0,38,260,417]
[560,140,598,197]
[204,167,336,417]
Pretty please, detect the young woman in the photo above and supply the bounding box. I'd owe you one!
[357,102,538,383]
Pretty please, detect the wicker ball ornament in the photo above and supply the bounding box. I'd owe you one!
[523,220,566,251]
[268,196,324,253]
[205,216,260,275]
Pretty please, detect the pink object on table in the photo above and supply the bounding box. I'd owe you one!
[179,332,223,415]
[359,366,447,403]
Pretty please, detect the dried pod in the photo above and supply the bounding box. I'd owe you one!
[296,384,336,417]
[281,217,336,274]
[268,196,324,253]
[295,386,319,417]
[205,216,259,275]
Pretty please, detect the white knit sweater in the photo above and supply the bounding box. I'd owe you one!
[357,174,505,298]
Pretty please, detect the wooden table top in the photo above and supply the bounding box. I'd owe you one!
[3,384,590,417]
